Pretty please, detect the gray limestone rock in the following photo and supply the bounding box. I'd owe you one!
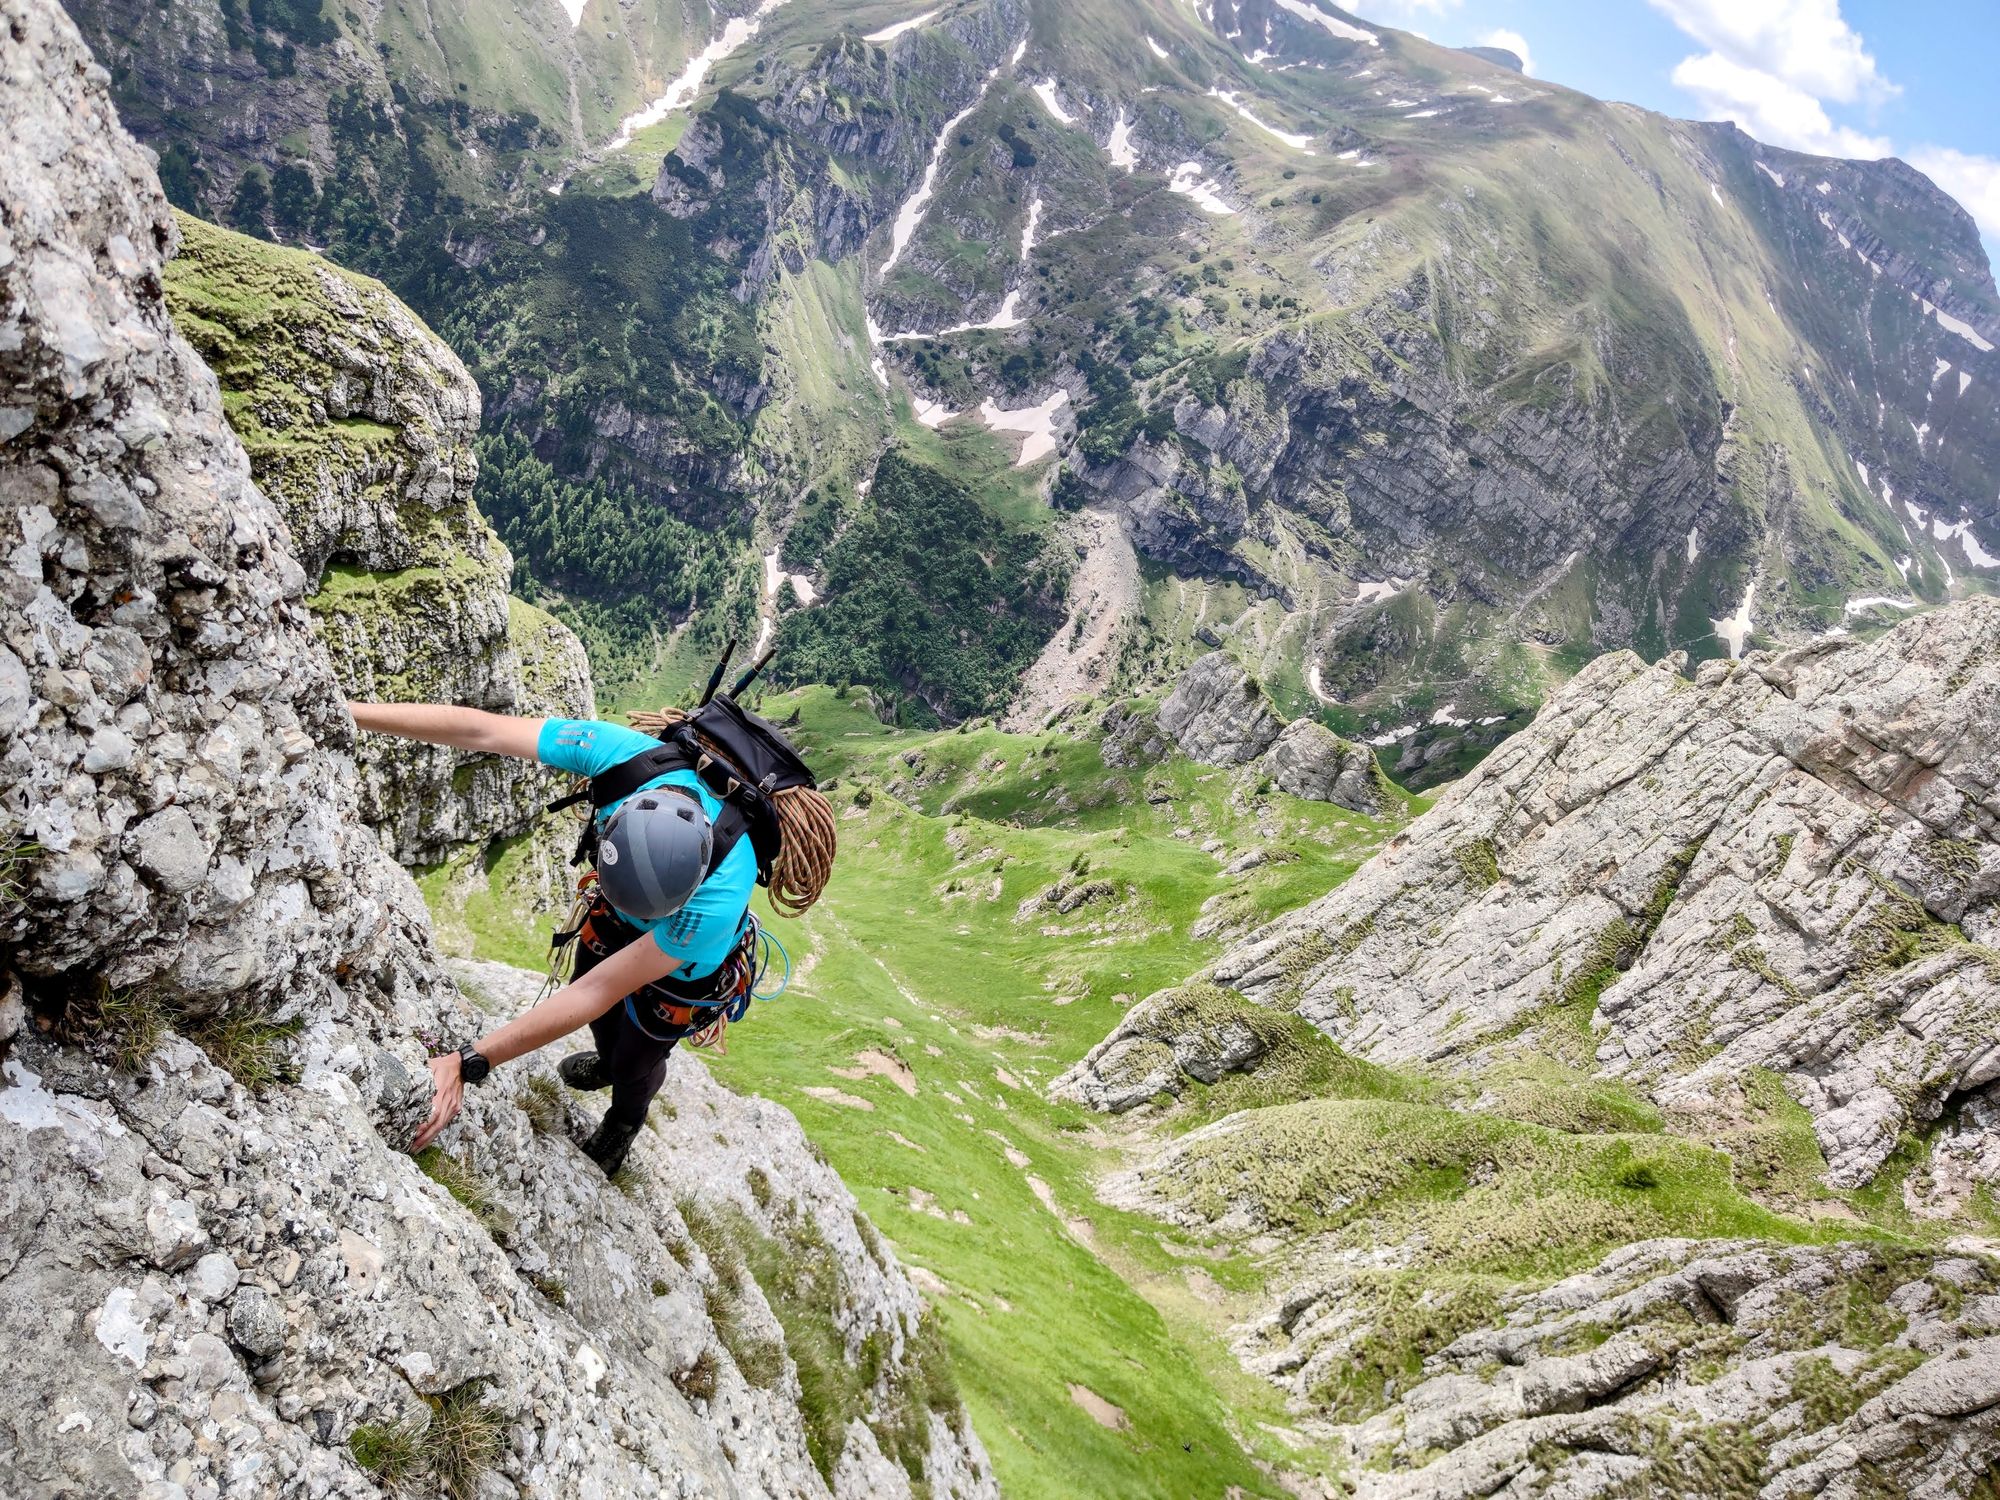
[0,8,995,1498]
[1157,651,1283,766]
[1265,718,1387,813]
[1209,604,2000,1194]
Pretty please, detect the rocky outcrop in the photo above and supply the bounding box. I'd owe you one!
[1265,718,1385,809]
[161,213,593,879]
[0,7,993,1497]
[1157,651,1283,766]
[1304,1237,2000,1499]
[1151,652,1388,812]
[1051,981,1302,1113]
[1212,602,2000,1194]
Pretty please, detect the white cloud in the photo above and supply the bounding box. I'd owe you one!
[1906,146,2000,248]
[1671,51,1890,159]
[1477,28,1534,76]
[1647,0,1894,104]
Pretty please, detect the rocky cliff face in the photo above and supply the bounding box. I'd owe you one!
[0,5,993,1496]
[161,212,593,892]
[56,0,2000,754]
[1056,599,2000,1496]
[1214,600,2000,1194]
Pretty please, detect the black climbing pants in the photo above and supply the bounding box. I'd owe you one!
[572,907,690,1127]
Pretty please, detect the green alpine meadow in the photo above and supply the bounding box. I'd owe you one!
[5,0,2000,1497]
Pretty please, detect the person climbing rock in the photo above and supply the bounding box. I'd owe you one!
[349,695,833,1176]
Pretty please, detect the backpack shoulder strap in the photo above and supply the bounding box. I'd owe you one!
[587,741,695,811]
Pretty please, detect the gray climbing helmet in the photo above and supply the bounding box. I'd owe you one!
[596,789,713,920]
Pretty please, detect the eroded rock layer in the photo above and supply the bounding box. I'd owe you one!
[1218,603,2000,1194]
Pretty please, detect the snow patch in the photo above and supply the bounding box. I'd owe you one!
[1020,197,1044,259]
[864,313,889,388]
[610,0,788,150]
[554,0,586,24]
[1709,182,1724,205]
[1272,0,1378,45]
[1815,180,1832,195]
[979,390,1069,466]
[1934,516,2000,569]
[1405,109,1439,118]
[1961,371,1974,397]
[1353,576,1409,605]
[1686,527,1699,564]
[864,8,938,43]
[1933,305,1996,353]
[912,396,957,428]
[1712,577,1757,659]
[1934,358,1953,384]
[763,547,817,608]
[1032,80,1078,126]
[1168,161,1236,215]
[1207,89,1315,151]
[1365,724,1415,747]
[1854,457,1870,488]
[1843,595,1919,616]
[1107,108,1137,172]
[1754,162,1785,188]
[882,290,1025,340]
[1146,35,1170,60]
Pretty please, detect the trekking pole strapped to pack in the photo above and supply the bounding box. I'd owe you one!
[544,644,836,916]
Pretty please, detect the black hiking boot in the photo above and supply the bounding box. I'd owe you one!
[582,1114,643,1178]
[560,1050,611,1092]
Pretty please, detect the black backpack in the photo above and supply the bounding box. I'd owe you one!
[550,641,817,888]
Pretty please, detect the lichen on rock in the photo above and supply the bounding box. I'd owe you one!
[162,211,594,884]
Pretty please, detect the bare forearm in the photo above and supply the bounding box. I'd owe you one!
[348,702,544,759]
[473,983,613,1067]
[472,937,683,1068]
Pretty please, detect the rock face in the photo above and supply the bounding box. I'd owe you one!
[1152,652,1388,812]
[161,212,594,880]
[0,6,994,1497]
[1157,651,1284,766]
[1214,603,2000,1196]
[1319,1238,2000,1500]
[1264,718,1384,809]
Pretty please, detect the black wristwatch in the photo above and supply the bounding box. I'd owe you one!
[456,1043,492,1086]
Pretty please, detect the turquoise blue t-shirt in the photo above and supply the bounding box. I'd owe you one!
[538,718,755,979]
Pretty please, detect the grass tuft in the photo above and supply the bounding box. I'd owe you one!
[415,1148,504,1236]
[425,1381,504,1500]
[348,1417,425,1491]
[519,1075,565,1135]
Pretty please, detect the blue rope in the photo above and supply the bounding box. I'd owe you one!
[751,924,791,1001]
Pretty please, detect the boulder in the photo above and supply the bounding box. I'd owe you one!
[1157,652,1283,766]
[1265,718,1387,813]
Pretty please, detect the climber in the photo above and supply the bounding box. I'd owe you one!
[347,701,796,1176]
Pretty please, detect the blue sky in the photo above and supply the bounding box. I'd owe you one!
[1345,0,2000,266]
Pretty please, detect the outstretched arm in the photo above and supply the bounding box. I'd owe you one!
[349,702,545,762]
[410,932,682,1151]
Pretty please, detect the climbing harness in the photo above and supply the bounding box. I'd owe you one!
[543,871,793,1054]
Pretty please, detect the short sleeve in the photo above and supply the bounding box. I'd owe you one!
[535,718,664,779]
[647,839,757,975]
